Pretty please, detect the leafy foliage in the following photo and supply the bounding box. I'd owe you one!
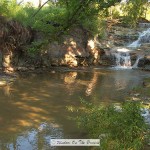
[57,0,121,32]
[120,0,148,27]
[0,0,9,15]
[27,40,48,55]
[0,0,149,55]
[77,101,150,150]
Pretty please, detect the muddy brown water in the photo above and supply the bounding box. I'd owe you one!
[0,68,149,150]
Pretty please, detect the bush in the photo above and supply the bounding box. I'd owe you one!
[27,40,48,56]
[77,101,150,150]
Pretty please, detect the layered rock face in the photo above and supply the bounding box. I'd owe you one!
[42,21,150,69]
[94,21,150,69]
[11,27,106,70]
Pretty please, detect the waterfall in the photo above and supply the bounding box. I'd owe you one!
[128,28,150,48]
[113,52,144,69]
[132,55,144,68]
[113,52,132,69]
[112,27,150,69]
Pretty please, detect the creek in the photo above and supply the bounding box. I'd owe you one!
[0,25,150,150]
[0,69,150,150]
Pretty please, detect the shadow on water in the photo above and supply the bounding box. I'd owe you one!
[0,69,149,150]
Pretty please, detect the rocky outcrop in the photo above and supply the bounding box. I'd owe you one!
[95,21,150,69]
[45,28,106,67]
[8,27,106,70]
[0,17,150,71]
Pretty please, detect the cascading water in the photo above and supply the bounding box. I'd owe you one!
[113,52,132,69]
[132,55,144,68]
[113,28,150,69]
[128,28,150,48]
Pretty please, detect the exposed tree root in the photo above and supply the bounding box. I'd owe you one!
[0,15,32,73]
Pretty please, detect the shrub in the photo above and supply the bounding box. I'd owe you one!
[27,40,48,56]
[77,101,150,150]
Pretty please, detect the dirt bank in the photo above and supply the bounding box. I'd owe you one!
[0,16,150,72]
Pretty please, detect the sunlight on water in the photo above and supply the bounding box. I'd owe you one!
[0,69,150,150]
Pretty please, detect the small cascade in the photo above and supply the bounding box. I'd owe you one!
[132,55,144,68]
[112,49,144,69]
[128,28,150,48]
[113,52,132,69]
[112,27,150,69]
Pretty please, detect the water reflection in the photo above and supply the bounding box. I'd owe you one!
[3,84,12,97]
[1,122,63,150]
[0,69,149,150]
[113,71,132,90]
[85,72,99,96]
[64,72,78,95]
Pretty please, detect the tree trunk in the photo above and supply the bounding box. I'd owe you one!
[38,0,42,7]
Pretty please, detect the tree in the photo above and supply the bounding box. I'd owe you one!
[56,0,122,34]
[38,0,42,7]
[121,0,148,26]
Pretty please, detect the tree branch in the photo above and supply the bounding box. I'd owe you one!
[32,0,50,17]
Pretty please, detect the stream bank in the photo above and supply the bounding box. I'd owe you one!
[0,17,150,72]
[129,77,150,106]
